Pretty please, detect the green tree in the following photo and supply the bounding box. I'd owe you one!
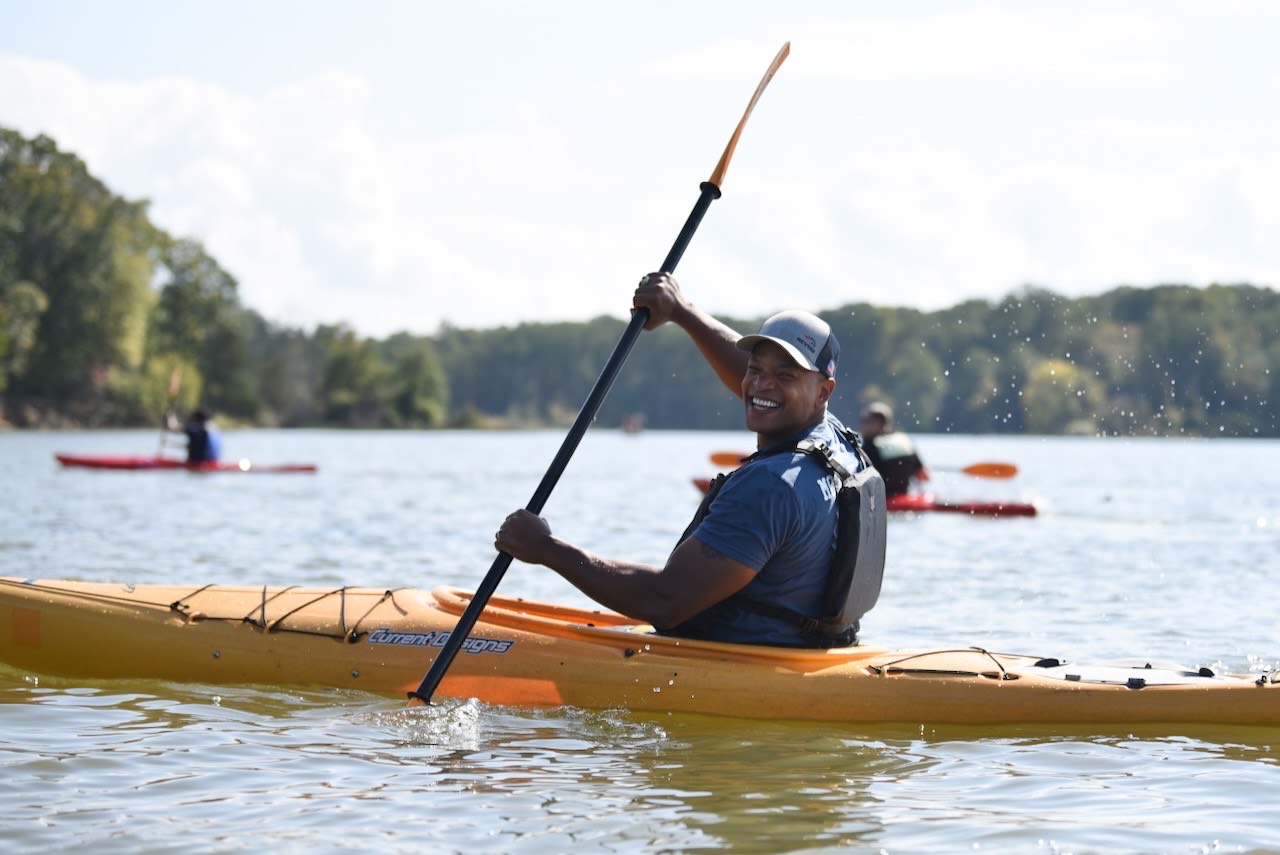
[0,130,154,416]
[319,325,390,427]
[4,121,1277,437]
[379,332,449,427]
[1021,357,1107,434]
[246,313,326,427]
[150,237,259,421]
[0,280,49,393]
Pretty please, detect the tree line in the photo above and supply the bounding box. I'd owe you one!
[2,126,1276,437]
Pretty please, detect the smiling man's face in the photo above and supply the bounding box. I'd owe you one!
[741,340,834,447]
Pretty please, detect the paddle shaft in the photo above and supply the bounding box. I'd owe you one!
[409,184,722,704]
[410,42,789,705]
[157,367,182,456]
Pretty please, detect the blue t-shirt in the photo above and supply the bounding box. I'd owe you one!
[205,428,223,461]
[682,414,866,646]
[185,424,222,463]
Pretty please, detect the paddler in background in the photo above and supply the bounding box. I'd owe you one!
[496,272,885,649]
[857,401,928,497]
[166,409,223,464]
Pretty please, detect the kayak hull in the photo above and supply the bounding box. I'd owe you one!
[55,453,317,473]
[2,577,1276,727]
[692,478,1037,517]
[885,492,1038,518]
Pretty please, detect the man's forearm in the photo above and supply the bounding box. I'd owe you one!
[536,538,682,627]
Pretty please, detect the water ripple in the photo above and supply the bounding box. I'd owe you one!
[3,430,1280,852]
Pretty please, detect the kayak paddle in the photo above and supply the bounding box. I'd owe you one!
[943,462,1019,479]
[156,366,183,456]
[409,43,792,706]
[709,450,748,468]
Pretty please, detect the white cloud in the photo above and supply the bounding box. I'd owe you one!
[2,3,1278,338]
[787,7,1170,81]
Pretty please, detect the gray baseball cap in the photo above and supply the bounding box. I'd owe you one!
[736,310,840,379]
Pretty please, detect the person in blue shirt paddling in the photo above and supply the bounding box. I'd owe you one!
[496,273,885,647]
[166,409,223,464]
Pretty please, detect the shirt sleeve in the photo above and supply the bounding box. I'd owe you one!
[691,463,800,572]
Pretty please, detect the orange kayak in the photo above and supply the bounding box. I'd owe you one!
[2,577,1276,727]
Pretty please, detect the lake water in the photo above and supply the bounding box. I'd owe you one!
[2,427,1279,853]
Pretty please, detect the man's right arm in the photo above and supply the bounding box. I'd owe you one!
[495,508,756,629]
[633,273,748,398]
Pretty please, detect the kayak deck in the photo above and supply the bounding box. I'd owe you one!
[2,577,1277,727]
[55,453,317,473]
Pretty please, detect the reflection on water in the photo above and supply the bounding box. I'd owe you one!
[2,429,1280,852]
[8,673,1278,853]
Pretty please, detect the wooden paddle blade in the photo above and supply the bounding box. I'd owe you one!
[710,451,748,467]
[707,42,790,188]
[960,462,1019,479]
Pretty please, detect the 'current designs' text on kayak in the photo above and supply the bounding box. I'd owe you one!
[367,628,514,654]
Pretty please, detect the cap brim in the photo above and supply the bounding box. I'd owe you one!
[736,334,821,373]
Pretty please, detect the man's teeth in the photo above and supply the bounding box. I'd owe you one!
[751,397,779,409]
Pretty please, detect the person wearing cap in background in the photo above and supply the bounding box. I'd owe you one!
[857,402,928,497]
[495,272,876,647]
[166,409,223,464]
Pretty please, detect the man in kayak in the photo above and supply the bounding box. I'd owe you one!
[166,409,223,464]
[496,272,884,648]
[857,402,928,497]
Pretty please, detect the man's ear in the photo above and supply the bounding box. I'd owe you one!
[815,377,835,409]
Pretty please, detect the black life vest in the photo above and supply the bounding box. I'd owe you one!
[863,432,922,497]
[674,426,887,648]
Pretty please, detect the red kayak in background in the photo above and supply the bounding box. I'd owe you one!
[691,477,1037,518]
[55,453,317,474]
[880,491,1037,518]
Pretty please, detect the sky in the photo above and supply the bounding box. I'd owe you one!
[3,1,1278,338]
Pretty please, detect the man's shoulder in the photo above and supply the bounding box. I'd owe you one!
[740,426,844,492]
[735,451,803,485]
[811,415,869,472]
[818,413,857,444]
